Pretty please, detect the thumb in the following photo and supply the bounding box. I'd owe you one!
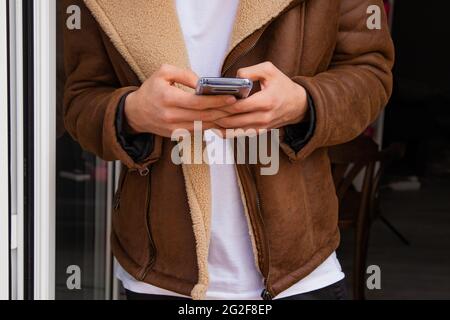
[160,64,199,89]
[236,62,277,82]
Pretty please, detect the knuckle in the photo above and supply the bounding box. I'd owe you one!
[222,96,233,104]
[236,68,246,78]
[267,95,278,108]
[264,113,274,126]
[263,61,275,73]
[161,109,175,124]
[260,97,274,111]
[159,64,172,75]
[166,113,177,124]
[258,114,272,126]
[261,103,272,112]
[232,104,244,113]
[160,90,172,105]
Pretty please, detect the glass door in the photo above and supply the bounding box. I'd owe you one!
[6,0,119,300]
[53,0,116,300]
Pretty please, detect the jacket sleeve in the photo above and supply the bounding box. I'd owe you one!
[280,0,395,161]
[283,94,316,153]
[115,92,155,162]
[62,0,160,172]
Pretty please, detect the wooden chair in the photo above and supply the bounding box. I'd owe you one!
[329,135,404,300]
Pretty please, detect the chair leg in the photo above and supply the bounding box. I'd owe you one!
[354,225,370,300]
[353,162,376,300]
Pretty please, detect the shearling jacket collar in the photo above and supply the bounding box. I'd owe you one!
[83,0,300,82]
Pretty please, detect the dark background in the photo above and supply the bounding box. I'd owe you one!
[338,0,450,299]
[384,0,450,177]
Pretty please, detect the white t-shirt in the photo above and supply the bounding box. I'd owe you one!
[116,0,345,300]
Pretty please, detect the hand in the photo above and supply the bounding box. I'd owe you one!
[215,62,308,132]
[125,64,237,138]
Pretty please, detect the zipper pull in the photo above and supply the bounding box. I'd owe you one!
[261,289,273,301]
[139,167,150,177]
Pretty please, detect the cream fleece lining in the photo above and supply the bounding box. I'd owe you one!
[229,0,294,55]
[83,0,295,300]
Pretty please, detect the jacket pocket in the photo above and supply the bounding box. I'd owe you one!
[112,166,156,276]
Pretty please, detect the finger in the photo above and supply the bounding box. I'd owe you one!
[159,64,199,89]
[166,88,237,110]
[172,121,220,133]
[184,94,237,110]
[219,91,271,114]
[236,62,278,82]
[215,112,273,129]
[163,107,229,123]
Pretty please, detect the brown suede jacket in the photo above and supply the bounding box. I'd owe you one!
[63,0,394,300]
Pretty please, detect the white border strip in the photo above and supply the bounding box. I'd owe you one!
[33,0,56,300]
[0,0,11,301]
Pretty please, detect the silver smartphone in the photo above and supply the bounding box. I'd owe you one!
[196,77,253,99]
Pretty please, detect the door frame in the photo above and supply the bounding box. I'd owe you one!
[7,0,57,299]
[6,0,122,300]
[0,0,11,301]
[32,0,56,300]
[29,0,117,300]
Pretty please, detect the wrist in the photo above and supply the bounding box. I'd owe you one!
[124,91,143,134]
[287,84,309,125]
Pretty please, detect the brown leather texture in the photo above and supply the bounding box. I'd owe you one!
[63,0,394,298]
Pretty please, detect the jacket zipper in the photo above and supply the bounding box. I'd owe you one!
[114,167,150,211]
[254,183,273,301]
[138,166,157,281]
[221,27,268,77]
[113,168,129,211]
[221,0,301,77]
[222,6,300,300]
[113,166,156,280]
[249,166,273,301]
[220,0,303,300]
[236,164,273,300]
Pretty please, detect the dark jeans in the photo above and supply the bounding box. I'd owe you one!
[126,279,349,301]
